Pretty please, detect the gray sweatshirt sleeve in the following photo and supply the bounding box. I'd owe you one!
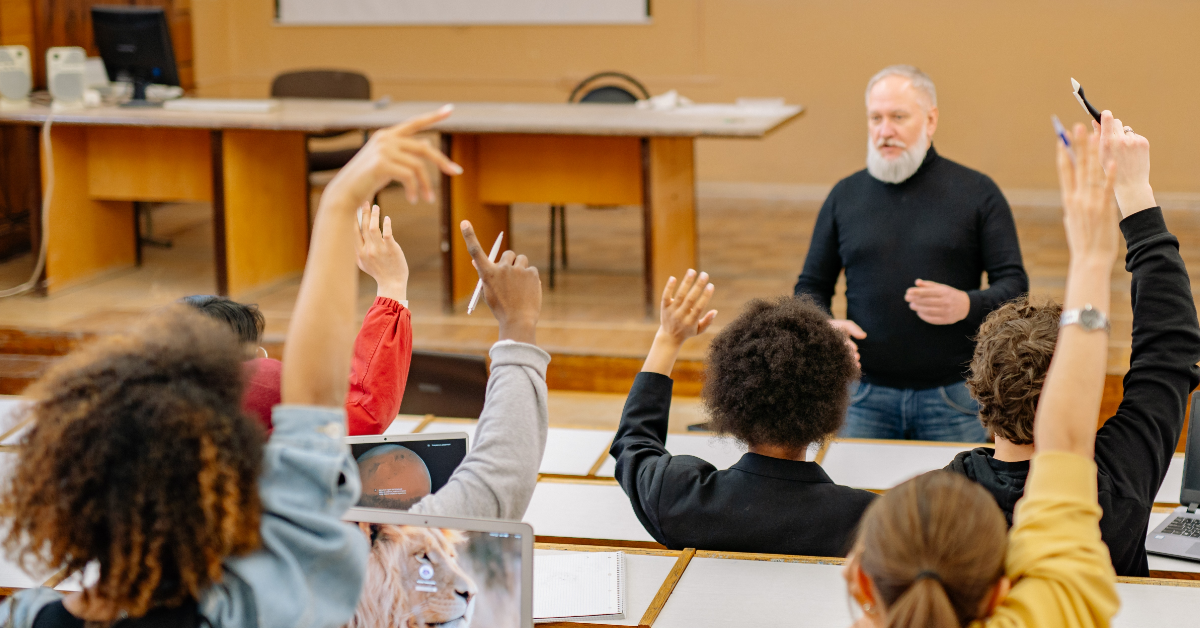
[410,341,550,520]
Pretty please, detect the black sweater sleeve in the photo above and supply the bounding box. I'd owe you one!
[1095,208,1200,503]
[793,190,842,313]
[964,184,1028,325]
[609,372,711,548]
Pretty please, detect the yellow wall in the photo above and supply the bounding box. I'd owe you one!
[192,0,1200,193]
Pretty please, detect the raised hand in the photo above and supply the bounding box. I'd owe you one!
[326,105,462,210]
[355,203,409,302]
[1094,110,1154,218]
[904,279,970,325]
[658,270,718,346]
[460,220,541,344]
[1058,123,1119,266]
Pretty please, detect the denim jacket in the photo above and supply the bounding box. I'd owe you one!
[0,404,369,628]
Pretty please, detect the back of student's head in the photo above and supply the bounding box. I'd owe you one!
[1,306,265,617]
[968,296,1061,444]
[179,295,265,346]
[855,471,1007,628]
[703,296,856,450]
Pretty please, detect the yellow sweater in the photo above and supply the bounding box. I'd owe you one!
[977,451,1120,628]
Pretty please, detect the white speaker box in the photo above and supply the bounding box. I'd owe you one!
[46,46,87,110]
[0,45,32,110]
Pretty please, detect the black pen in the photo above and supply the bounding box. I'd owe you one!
[1071,78,1102,124]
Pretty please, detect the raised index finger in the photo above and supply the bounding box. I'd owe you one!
[393,105,454,136]
[459,220,491,272]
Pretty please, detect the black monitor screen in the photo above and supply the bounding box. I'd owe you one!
[1183,394,1200,505]
[91,6,179,87]
[351,438,467,510]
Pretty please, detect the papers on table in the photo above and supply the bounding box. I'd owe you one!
[534,552,625,622]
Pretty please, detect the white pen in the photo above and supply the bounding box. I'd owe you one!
[467,232,504,315]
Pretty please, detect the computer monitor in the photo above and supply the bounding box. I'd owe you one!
[90,6,179,107]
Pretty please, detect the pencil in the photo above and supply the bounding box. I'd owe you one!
[467,232,504,315]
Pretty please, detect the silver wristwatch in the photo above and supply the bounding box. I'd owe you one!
[1060,304,1110,332]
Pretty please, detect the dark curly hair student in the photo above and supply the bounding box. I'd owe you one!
[703,295,858,450]
[1,306,265,617]
[610,271,876,557]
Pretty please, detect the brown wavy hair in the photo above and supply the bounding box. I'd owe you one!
[1,307,265,617]
[855,471,1008,628]
[702,296,858,450]
[967,296,1061,445]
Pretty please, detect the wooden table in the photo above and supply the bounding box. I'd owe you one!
[0,100,801,307]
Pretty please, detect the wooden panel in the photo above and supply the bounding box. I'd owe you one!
[42,124,135,291]
[447,133,510,307]
[0,124,40,261]
[0,0,36,48]
[476,134,642,205]
[643,137,696,314]
[220,129,307,295]
[86,126,211,201]
[31,0,195,90]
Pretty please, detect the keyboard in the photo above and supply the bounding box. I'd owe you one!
[162,98,280,114]
[1162,515,1200,538]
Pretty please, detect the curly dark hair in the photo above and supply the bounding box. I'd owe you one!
[702,296,858,450]
[1,306,265,617]
[967,296,1061,445]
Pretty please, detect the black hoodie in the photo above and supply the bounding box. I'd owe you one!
[946,208,1200,577]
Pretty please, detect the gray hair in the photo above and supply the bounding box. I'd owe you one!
[865,65,937,109]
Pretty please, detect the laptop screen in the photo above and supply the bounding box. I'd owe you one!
[344,509,531,628]
[1183,393,1200,506]
[349,435,468,510]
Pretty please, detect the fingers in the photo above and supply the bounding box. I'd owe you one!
[460,221,491,272]
[690,281,716,315]
[393,104,454,136]
[382,215,394,241]
[388,148,435,203]
[497,250,517,267]
[844,321,867,339]
[514,254,530,269]
[1055,141,1075,204]
[661,277,678,310]
[681,271,711,311]
[913,279,941,288]
[673,269,698,301]
[697,310,718,334]
[369,204,382,240]
[398,136,462,177]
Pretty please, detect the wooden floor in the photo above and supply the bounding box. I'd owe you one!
[1,187,1196,374]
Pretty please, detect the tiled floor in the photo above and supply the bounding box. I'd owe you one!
[0,186,1181,372]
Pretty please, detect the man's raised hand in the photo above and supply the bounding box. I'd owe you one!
[460,220,541,345]
[904,279,970,325]
[1095,110,1155,218]
[657,270,717,346]
[326,105,463,211]
[355,203,409,302]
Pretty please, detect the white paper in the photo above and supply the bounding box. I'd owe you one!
[533,552,625,621]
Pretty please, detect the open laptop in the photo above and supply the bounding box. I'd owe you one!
[397,350,489,419]
[344,507,534,628]
[346,432,469,510]
[1146,391,1200,561]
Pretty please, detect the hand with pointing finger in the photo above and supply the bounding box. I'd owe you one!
[904,279,970,325]
[460,220,542,344]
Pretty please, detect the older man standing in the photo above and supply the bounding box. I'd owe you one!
[794,65,1028,442]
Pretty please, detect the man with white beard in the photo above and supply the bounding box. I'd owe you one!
[794,65,1027,442]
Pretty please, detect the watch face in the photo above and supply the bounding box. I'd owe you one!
[1079,308,1103,330]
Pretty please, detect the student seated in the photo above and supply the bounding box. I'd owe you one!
[0,108,461,628]
[610,275,876,556]
[183,203,416,436]
[843,121,1120,628]
[946,110,1200,577]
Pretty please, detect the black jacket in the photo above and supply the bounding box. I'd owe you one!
[794,147,1028,389]
[947,208,1200,577]
[610,372,877,556]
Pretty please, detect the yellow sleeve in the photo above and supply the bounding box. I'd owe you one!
[978,451,1119,628]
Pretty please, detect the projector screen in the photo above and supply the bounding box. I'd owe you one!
[276,0,650,25]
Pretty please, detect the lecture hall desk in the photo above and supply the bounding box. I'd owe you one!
[0,100,801,309]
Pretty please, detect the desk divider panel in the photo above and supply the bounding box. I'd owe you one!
[446,133,510,307]
[476,134,642,206]
[85,127,212,202]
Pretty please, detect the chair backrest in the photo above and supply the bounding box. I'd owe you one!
[270,70,371,100]
[568,71,650,104]
[397,350,489,419]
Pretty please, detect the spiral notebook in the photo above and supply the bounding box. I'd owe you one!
[533,551,626,623]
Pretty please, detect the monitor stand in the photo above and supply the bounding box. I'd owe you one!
[119,80,163,108]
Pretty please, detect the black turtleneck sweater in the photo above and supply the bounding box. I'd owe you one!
[794,147,1028,389]
[947,208,1200,577]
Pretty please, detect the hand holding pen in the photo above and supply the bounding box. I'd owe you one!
[460,220,542,345]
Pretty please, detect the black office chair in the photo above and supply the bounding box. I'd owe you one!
[547,72,651,289]
[396,350,489,419]
[270,69,372,172]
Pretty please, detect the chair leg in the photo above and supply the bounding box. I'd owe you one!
[559,205,568,269]
[137,201,173,249]
[548,204,558,290]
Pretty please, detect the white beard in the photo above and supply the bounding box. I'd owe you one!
[866,133,930,184]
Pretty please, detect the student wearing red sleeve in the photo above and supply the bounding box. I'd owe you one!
[183,204,413,436]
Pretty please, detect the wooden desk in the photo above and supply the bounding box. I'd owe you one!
[524,479,657,546]
[0,101,800,305]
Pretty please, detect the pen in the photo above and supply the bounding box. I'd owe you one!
[1051,115,1074,163]
[467,232,504,315]
[1070,78,1103,124]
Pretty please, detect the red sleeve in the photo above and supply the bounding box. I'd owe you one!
[345,297,413,435]
[241,358,282,433]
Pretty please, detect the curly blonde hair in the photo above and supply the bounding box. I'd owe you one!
[1,307,265,617]
[967,296,1062,445]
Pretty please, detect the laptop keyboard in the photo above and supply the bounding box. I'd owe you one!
[1162,516,1200,537]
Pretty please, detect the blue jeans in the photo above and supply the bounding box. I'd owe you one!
[841,379,988,442]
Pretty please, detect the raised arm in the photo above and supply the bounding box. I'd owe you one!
[282,108,459,408]
[1034,122,1118,457]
